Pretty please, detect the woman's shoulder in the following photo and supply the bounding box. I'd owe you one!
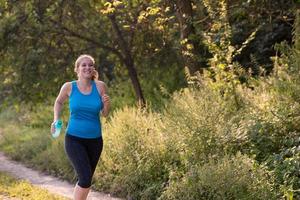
[60,81,73,95]
[94,80,106,86]
[94,80,107,89]
[62,81,72,89]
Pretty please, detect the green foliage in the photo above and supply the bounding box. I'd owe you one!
[95,107,169,199]
[0,0,295,107]
[163,87,237,166]
[159,154,277,200]
[218,14,300,198]
[0,0,186,106]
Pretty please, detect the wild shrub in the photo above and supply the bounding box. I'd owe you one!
[95,106,169,199]
[159,153,278,200]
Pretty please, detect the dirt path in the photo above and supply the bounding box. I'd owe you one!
[0,152,121,200]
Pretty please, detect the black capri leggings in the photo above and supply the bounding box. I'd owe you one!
[65,134,103,188]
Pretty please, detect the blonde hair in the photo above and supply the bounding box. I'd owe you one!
[74,54,99,80]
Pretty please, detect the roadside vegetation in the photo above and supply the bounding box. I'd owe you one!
[0,172,67,200]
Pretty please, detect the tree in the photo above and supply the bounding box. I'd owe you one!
[100,0,146,106]
[0,0,149,105]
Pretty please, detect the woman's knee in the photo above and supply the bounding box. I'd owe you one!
[78,176,92,188]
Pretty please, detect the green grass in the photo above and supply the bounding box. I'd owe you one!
[0,172,67,200]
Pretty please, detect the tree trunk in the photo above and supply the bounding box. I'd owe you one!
[109,14,146,107]
[175,0,205,75]
[124,57,146,107]
[176,0,195,40]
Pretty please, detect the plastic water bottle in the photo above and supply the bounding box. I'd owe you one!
[52,120,63,138]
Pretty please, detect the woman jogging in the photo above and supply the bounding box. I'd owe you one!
[51,54,110,200]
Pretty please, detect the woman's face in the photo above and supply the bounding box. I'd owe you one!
[77,57,94,79]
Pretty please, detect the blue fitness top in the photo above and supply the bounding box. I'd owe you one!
[66,80,103,138]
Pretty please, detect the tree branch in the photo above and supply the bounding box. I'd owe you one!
[108,14,131,58]
[49,19,125,62]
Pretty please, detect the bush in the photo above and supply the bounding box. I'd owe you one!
[234,25,300,196]
[162,86,248,168]
[94,106,169,199]
[159,153,279,200]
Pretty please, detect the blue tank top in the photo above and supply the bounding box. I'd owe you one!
[66,80,103,138]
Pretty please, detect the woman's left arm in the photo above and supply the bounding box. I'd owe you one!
[96,81,111,117]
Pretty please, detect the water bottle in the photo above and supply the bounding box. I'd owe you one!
[52,119,63,138]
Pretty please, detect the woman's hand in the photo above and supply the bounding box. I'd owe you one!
[101,94,110,117]
[95,81,110,117]
[102,94,110,105]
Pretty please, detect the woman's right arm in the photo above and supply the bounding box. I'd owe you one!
[51,82,71,132]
